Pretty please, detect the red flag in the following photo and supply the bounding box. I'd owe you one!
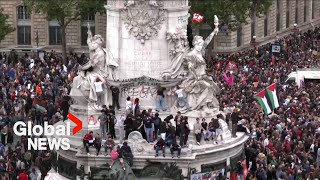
[227,61,237,71]
[243,160,248,179]
[216,61,221,69]
[192,13,204,23]
[230,171,237,180]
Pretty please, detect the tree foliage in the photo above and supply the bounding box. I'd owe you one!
[0,9,15,43]
[24,0,106,63]
[190,0,273,31]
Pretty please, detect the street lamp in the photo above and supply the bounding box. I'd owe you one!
[292,23,299,33]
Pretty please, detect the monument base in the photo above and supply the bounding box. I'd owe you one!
[56,104,102,147]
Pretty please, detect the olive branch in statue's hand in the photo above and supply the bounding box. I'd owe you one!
[87,22,92,35]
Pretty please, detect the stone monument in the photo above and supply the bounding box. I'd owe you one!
[67,23,119,146]
[161,15,221,116]
[105,0,190,108]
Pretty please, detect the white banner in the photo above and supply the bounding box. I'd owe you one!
[190,169,225,180]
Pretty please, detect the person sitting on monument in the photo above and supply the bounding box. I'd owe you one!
[94,133,102,156]
[154,137,166,157]
[83,131,94,155]
[120,141,133,166]
[208,119,216,141]
[170,139,181,158]
[104,136,115,155]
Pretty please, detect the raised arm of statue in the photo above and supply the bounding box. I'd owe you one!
[201,15,219,57]
[87,22,93,45]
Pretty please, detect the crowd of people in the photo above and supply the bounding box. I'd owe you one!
[208,28,320,179]
[0,25,319,179]
[0,50,77,179]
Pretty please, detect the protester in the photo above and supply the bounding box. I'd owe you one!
[83,131,94,155]
[194,118,202,145]
[170,139,181,158]
[110,86,120,110]
[0,24,319,179]
[154,138,166,157]
[104,136,115,155]
[94,133,102,156]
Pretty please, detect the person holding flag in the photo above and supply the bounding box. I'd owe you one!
[255,82,279,115]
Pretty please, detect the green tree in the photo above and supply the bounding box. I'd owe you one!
[24,0,106,64]
[190,0,273,31]
[0,9,15,43]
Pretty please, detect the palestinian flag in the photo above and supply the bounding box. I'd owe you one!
[255,89,272,115]
[266,83,279,110]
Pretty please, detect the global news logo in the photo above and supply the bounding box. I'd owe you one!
[13,112,82,151]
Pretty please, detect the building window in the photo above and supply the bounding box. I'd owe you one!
[304,0,307,22]
[286,0,290,28]
[17,6,30,20]
[17,6,31,45]
[295,0,299,23]
[312,0,315,19]
[264,16,268,37]
[251,21,255,41]
[276,0,280,31]
[17,26,31,45]
[237,27,242,47]
[49,26,62,45]
[81,13,96,46]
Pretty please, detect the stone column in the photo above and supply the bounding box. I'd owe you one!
[226,157,231,178]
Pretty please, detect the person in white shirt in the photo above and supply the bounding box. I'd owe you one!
[175,86,190,110]
[117,114,126,143]
[125,96,133,114]
[29,168,38,180]
[263,137,269,148]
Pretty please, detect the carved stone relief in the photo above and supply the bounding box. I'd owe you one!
[122,0,166,44]
[166,26,189,57]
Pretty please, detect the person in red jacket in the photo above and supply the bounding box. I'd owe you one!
[83,131,94,155]
[17,170,28,180]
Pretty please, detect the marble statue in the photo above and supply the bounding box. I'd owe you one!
[162,15,221,114]
[70,23,118,108]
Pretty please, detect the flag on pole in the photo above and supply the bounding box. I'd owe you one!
[193,13,204,23]
[255,89,272,115]
[266,83,279,110]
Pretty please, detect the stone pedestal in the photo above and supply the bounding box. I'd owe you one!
[105,0,190,109]
[64,104,102,147]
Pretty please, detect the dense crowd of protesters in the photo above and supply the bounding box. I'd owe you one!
[208,28,320,179]
[0,50,78,179]
[0,26,319,179]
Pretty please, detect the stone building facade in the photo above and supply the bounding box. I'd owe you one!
[205,0,320,53]
[0,0,320,53]
[0,0,106,53]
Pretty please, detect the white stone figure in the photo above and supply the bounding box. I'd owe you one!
[149,0,158,6]
[126,0,134,6]
[70,23,118,108]
[162,15,220,114]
